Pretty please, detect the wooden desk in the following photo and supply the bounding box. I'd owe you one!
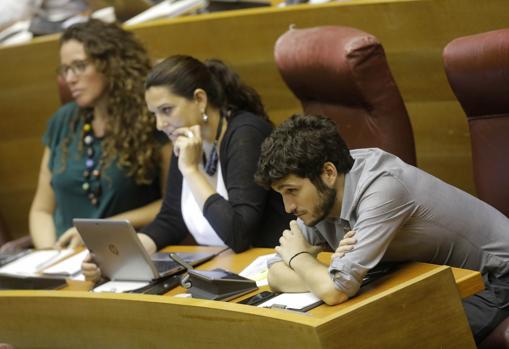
[0,246,482,348]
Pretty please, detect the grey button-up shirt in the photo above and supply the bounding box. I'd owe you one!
[273,148,509,300]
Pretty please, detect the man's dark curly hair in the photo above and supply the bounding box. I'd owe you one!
[255,114,354,189]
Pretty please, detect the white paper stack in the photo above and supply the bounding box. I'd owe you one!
[239,253,276,287]
[93,281,150,293]
[125,0,207,26]
[257,292,323,311]
[0,249,74,276]
[43,249,89,277]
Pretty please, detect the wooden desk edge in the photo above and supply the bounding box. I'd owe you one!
[0,263,481,327]
[451,267,484,299]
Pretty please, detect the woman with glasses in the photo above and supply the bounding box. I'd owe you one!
[29,19,171,249]
[82,55,292,281]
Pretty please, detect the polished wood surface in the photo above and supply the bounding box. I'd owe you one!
[65,245,484,299]
[66,246,484,299]
[0,246,482,348]
[2,0,509,237]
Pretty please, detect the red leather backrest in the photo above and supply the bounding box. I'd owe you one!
[274,26,416,166]
[443,28,509,217]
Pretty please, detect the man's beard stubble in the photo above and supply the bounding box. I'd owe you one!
[307,185,337,227]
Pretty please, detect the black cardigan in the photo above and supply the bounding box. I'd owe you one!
[142,111,293,252]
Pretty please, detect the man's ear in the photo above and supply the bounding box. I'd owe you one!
[193,88,208,113]
[320,162,338,186]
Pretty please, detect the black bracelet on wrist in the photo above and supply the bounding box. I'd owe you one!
[288,251,311,270]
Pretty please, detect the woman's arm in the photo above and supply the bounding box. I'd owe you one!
[29,147,57,249]
[203,122,272,252]
[173,125,216,210]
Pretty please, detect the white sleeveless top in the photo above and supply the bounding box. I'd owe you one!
[181,161,229,246]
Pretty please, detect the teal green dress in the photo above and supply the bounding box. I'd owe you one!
[43,102,166,237]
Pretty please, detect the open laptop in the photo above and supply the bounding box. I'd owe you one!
[73,218,216,282]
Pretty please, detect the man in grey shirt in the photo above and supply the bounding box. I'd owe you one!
[255,114,509,343]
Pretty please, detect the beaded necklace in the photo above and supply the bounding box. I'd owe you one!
[82,112,102,206]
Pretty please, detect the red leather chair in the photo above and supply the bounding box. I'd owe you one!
[480,317,509,349]
[443,28,509,218]
[443,28,509,349]
[274,26,416,166]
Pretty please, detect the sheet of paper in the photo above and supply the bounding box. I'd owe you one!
[239,253,275,287]
[93,280,150,293]
[125,0,207,26]
[257,292,322,310]
[43,250,89,276]
[0,249,74,276]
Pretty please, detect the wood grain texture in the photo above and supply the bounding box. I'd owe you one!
[0,246,479,348]
[2,0,509,237]
[316,267,475,349]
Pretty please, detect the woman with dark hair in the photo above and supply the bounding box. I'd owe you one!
[29,19,171,249]
[140,55,292,252]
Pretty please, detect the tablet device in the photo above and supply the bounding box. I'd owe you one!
[73,218,214,282]
[186,268,258,301]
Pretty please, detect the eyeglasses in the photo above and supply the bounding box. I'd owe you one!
[56,59,90,78]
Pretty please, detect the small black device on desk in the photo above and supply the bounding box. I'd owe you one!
[127,274,182,295]
[238,291,280,306]
[361,262,400,287]
[186,268,258,301]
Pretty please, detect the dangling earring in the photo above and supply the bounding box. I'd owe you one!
[202,112,208,123]
[204,113,224,176]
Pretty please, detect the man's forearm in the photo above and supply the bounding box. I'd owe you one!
[290,253,348,305]
[267,261,309,293]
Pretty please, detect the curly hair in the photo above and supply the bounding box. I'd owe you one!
[145,55,269,121]
[59,19,160,184]
[255,114,354,189]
